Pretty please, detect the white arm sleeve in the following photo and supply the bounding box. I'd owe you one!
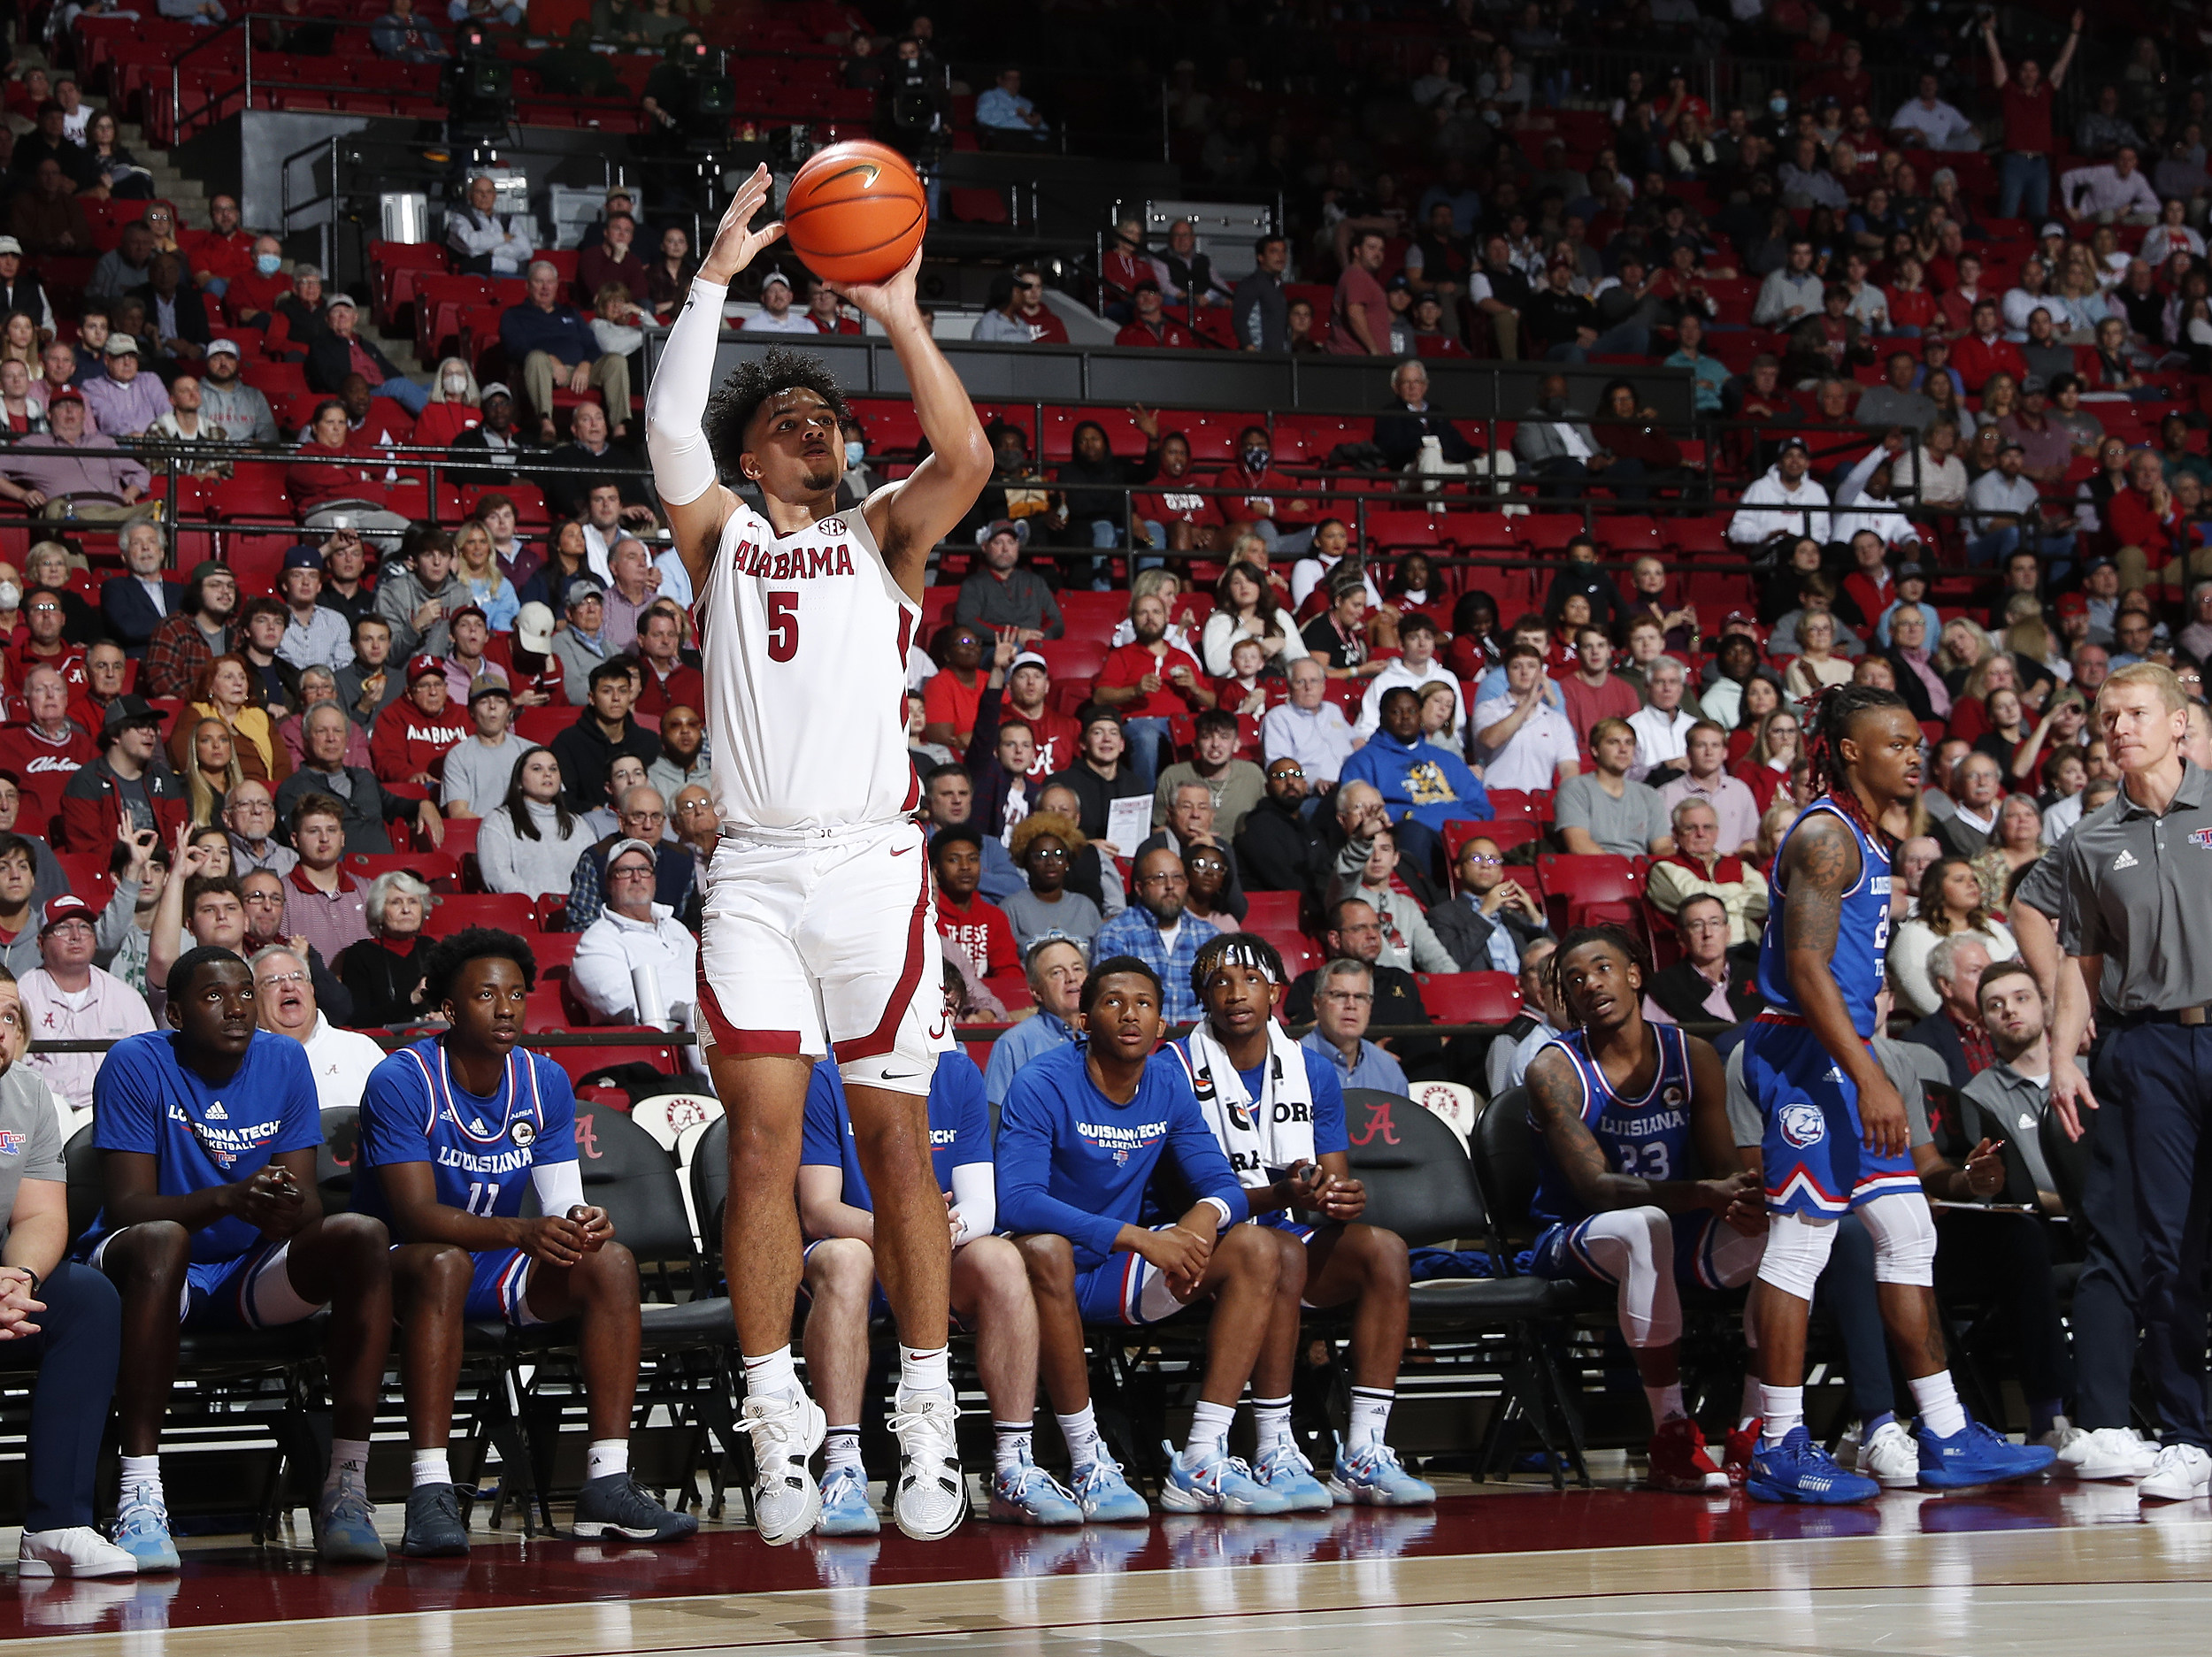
[949,1161,995,1247]
[533,1160,586,1216]
[644,277,729,508]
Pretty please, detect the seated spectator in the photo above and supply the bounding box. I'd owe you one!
[548,657,658,809]
[1935,750,2008,856]
[1428,833,1548,973]
[1657,720,1761,857]
[1555,719,1673,858]
[975,65,1048,146]
[1203,562,1305,679]
[1152,709,1266,842]
[128,252,208,378]
[1261,657,1357,789]
[373,0,446,58]
[564,784,693,932]
[274,702,442,854]
[1355,612,1460,740]
[1647,798,1770,945]
[414,357,483,447]
[1731,706,1801,817]
[1301,577,1386,682]
[1136,777,1250,919]
[477,746,593,899]
[1727,439,1831,552]
[333,870,433,1025]
[501,260,630,442]
[373,531,465,663]
[285,397,383,514]
[19,890,154,1129]
[1471,643,1580,792]
[247,940,378,1111]
[1298,955,1409,1093]
[1645,893,1766,1024]
[439,679,525,819]
[369,656,470,787]
[194,338,278,443]
[1901,932,1995,1088]
[933,825,1018,982]
[222,778,294,878]
[1513,373,1611,501]
[0,390,148,521]
[1890,855,2020,1018]
[571,836,697,1024]
[575,212,649,310]
[1114,280,1196,349]
[86,220,153,302]
[1484,938,1563,1097]
[304,293,426,417]
[168,653,286,786]
[1233,756,1330,899]
[737,268,813,335]
[1092,848,1217,1023]
[1340,685,1492,860]
[1093,590,1215,791]
[956,523,1063,644]
[1953,299,2031,393]
[1002,811,1101,956]
[2060,146,2160,226]
[1325,802,1455,974]
[9,159,91,257]
[277,791,374,967]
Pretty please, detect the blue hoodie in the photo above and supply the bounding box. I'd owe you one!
[1339,728,1494,832]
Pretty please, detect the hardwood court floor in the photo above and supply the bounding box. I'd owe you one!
[4,1476,2209,1655]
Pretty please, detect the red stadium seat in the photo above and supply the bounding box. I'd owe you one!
[1486,789,1554,824]
[427,894,541,933]
[349,851,460,889]
[546,1031,682,1084]
[1242,889,1306,934]
[1535,854,1646,930]
[1414,971,1523,1024]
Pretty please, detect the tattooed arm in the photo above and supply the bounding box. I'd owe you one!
[1779,812,1910,1156]
[1525,1047,1752,1216]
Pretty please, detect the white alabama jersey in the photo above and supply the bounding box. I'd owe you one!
[693,493,922,834]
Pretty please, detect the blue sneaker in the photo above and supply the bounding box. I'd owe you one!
[110,1482,179,1572]
[1157,1440,1293,1515]
[1252,1442,1335,1511]
[1069,1454,1149,1523]
[1326,1438,1436,1507]
[1744,1427,1880,1505]
[1913,1417,2059,1490]
[987,1454,1083,1526]
[314,1469,388,1564]
[814,1465,879,1537]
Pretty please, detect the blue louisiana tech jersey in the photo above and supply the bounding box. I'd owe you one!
[353,1038,578,1228]
[1755,799,1893,1038]
[800,1053,990,1224]
[1527,1023,1699,1225]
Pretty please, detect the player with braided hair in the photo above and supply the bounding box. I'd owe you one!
[1523,925,1764,1492]
[1738,687,2055,1501]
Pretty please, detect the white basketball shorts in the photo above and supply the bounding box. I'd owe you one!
[695,817,950,1096]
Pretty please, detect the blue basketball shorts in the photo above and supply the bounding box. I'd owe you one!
[1740,1015,1919,1217]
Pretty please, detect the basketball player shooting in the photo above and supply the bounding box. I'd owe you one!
[644,163,992,1546]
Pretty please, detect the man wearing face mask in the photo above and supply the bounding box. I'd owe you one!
[196,338,279,444]
[1214,426,1314,556]
[223,235,293,331]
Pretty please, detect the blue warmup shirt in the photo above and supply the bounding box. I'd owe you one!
[353,1037,578,1228]
[800,1052,991,1222]
[85,1030,323,1264]
[995,1041,1249,1269]
[1755,798,1893,1037]
[1526,1024,1699,1226]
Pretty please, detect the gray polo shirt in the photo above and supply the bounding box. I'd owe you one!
[1555,772,1670,858]
[0,1064,65,1239]
[2057,763,2212,1014]
[2013,832,2069,918]
[1962,1061,2056,1196]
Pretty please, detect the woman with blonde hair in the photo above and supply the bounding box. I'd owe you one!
[1110,566,1202,651]
[591,282,647,359]
[412,355,484,447]
[170,655,288,785]
[1887,853,2020,1016]
[1978,372,2019,430]
[335,869,436,1025]
[450,515,520,633]
[1971,792,2047,906]
[179,718,244,826]
[1935,616,1993,682]
[0,311,40,371]
[1950,650,2022,743]
[2054,246,2111,339]
[1783,610,1854,698]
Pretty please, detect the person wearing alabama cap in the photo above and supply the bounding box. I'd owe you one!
[367,653,472,789]
[740,267,815,336]
[503,601,567,707]
[17,890,156,1130]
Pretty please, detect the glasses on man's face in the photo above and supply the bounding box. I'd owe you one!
[256,970,307,989]
[1319,990,1373,1006]
[1270,766,1305,780]
[1138,871,1187,889]
[1028,846,1069,862]
[1461,854,1502,869]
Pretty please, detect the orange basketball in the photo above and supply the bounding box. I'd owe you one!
[780,141,928,287]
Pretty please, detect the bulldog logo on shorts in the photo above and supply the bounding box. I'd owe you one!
[1778,1102,1826,1148]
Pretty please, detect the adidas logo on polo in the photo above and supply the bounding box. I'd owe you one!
[2114,849,2139,871]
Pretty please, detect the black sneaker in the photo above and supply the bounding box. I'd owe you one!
[572,1472,699,1542]
[401,1483,472,1558]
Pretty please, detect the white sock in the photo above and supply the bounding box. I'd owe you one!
[1909,1370,1968,1438]
[324,1438,370,1493]
[1738,1374,1763,1431]
[1645,1383,1686,1427]
[120,1454,162,1503]
[1056,1405,1102,1470]
[411,1449,452,1490]
[1251,1394,1294,1456]
[823,1426,863,1474]
[899,1344,951,1399]
[1348,1385,1394,1451]
[1759,1385,1804,1446]
[742,1346,800,1400]
[1185,1400,1235,1459]
[994,1421,1033,1476]
[585,1439,627,1482]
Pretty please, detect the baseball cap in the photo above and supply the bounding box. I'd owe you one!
[0,237,23,257]
[205,337,241,358]
[2039,221,2066,238]
[103,336,137,357]
[326,292,357,310]
[39,893,96,935]
[45,387,82,408]
[565,577,606,606]
[759,269,791,291]
[2057,593,2088,616]
[449,602,487,629]
[467,673,511,704]
[976,516,1025,547]
[515,601,555,653]
[2020,374,2048,394]
[281,544,323,571]
[2000,438,2026,453]
[101,692,159,731]
[607,837,658,871]
[1010,649,1050,674]
[1895,561,1927,582]
[1777,437,1810,456]
[405,653,444,683]
[479,381,511,401]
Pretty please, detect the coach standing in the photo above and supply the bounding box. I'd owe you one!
[2052,663,2212,1502]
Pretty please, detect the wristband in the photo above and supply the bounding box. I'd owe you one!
[1198,1196,1235,1231]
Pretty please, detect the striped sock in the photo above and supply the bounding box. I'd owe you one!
[1348,1386,1394,1451]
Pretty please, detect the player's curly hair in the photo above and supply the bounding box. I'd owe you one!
[421,926,539,1010]
[702,346,854,479]
[1547,923,1652,1029]
[1801,682,1912,851]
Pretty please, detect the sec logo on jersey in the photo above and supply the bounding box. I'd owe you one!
[1778,1102,1825,1148]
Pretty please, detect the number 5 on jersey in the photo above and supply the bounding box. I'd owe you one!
[767,591,800,663]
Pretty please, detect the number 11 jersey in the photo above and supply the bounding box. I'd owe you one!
[693,495,922,835]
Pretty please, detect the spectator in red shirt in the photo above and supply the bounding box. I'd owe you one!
[920,621,990,750]
[574,211,650,308]
[1131,431,1223,554]
[1114,280,1196,349]
[369,656,472,786]
[1983,10,2082,221]
[286,398,385,512]
[1213,424,1316,554]
[1003,649,1079,777]
[181,195,254,299]
[631,603,702,718]
[931,825,1018,980]
[1950,299,2029,393]
[1933,253,1989,336]
[1332,228,1391,355]
[1007,265,1068,342]
[1093,588,1217,789]
[1556,625,1645,770]
[2112,449,2193,594]
[222,233,291,328]
[802,276,863,335]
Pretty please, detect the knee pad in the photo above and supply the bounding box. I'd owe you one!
[1755,1211,1838,1301]
[1579,1208,1678,1348]
[1708,1222,1767,1291]
[1860,1192,1939,1287]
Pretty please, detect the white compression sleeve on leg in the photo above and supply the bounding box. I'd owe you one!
[1858,1191,1938,1286]
[643,277,727,507]
[1576,1208,1680,1348]
[1755,1210,1838,1300]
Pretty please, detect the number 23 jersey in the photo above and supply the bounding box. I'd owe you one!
[694,494,922,835]
[1527,1023,1697,1226]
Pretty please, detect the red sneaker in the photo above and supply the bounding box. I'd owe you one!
[1723,1421,1760,1486]
[1647,1416,1729,1493]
